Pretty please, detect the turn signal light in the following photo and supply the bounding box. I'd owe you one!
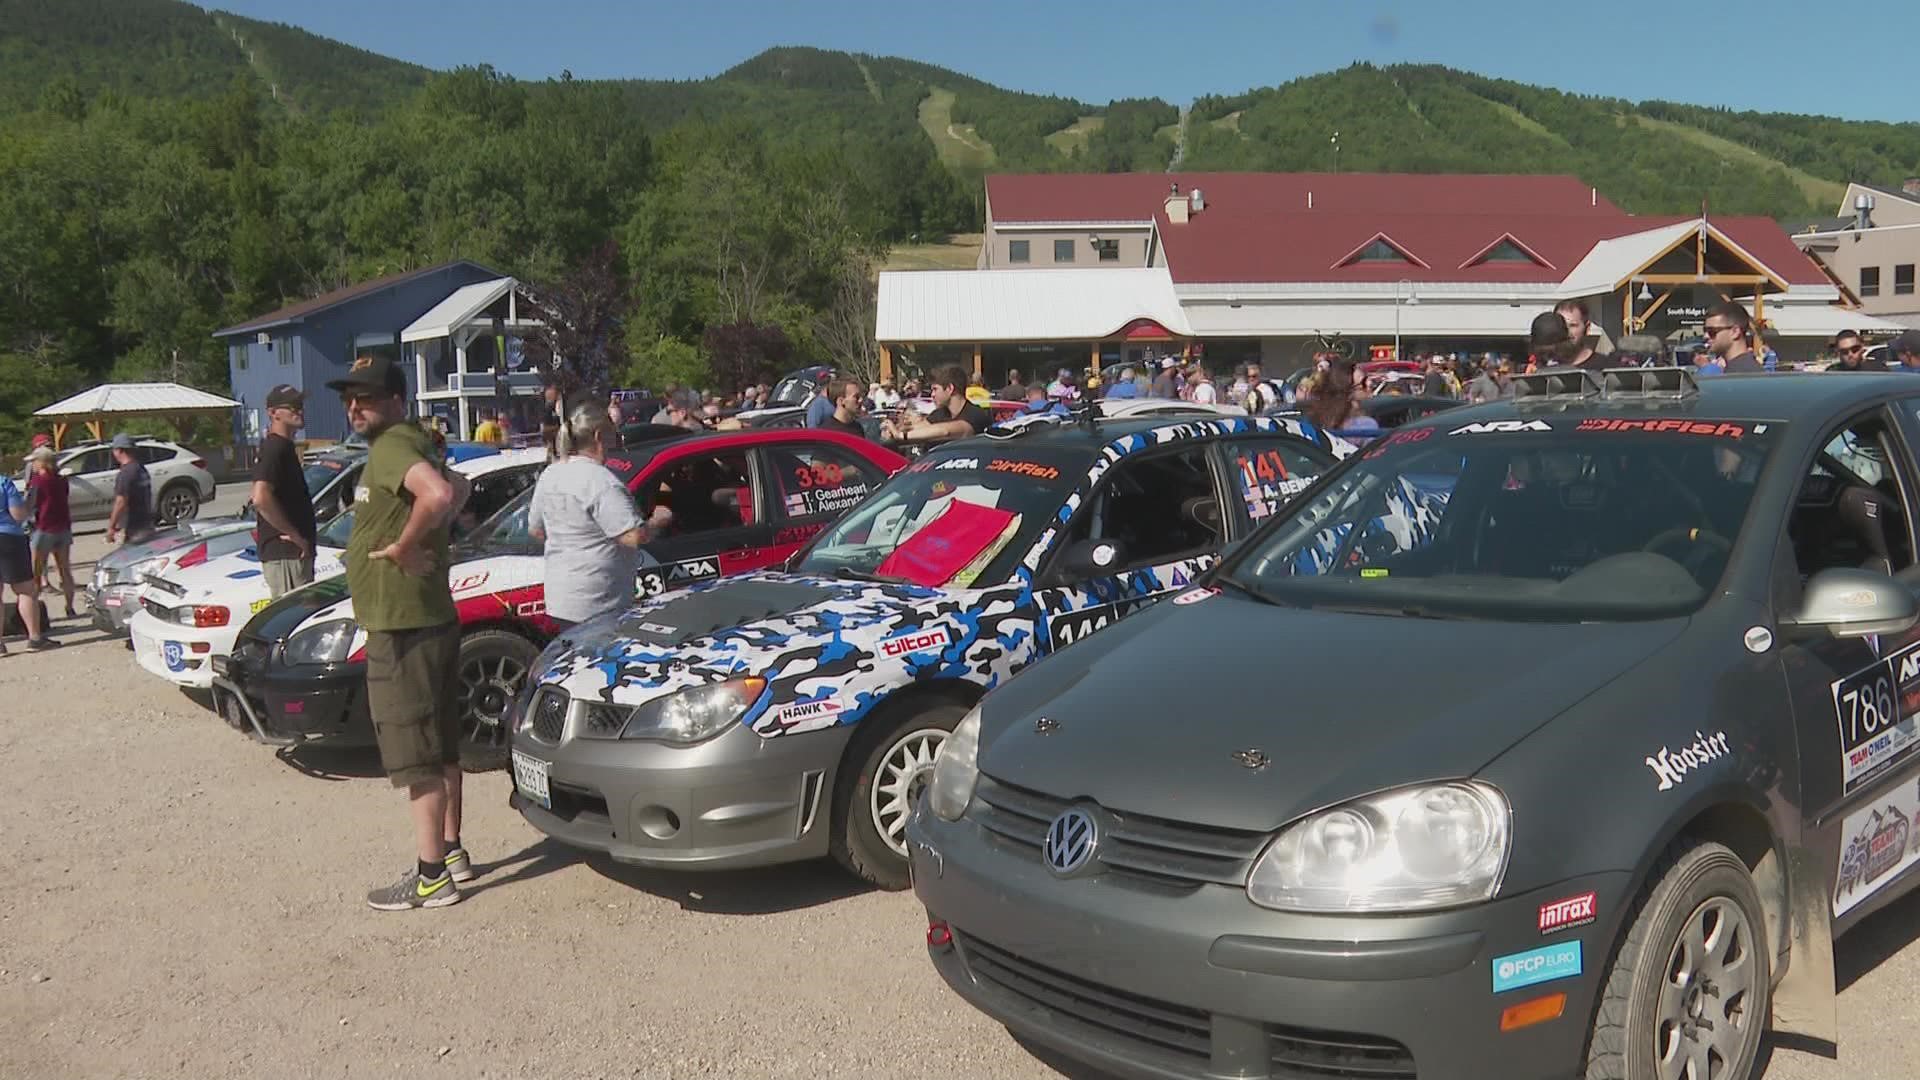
[1499,992,1566,1032]
[926,919,953,950]
[193,605,231,628]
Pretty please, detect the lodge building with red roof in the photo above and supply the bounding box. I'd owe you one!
[875,172,1904,383]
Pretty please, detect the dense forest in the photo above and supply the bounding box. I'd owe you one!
[3,0,1919,447]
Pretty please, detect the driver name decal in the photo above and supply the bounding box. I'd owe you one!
[1832,641,1920,796]
[1644,730,1731,791]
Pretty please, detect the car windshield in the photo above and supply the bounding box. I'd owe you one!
[1223,417,1783,621]
[795,452,1075,587]
[317,507,356,548]
[454,487,537,557]
[304,459,352,496]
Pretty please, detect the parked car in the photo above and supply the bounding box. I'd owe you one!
[126,450,546,692]
[908,369,1920,1080]
[213,429,908,767]
[88,447,366,634]
[38,437,216,525]
[504,413,1353,889]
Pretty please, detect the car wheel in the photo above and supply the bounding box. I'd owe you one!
[829,699,965,890]
[455,629,538,772]
[157,481,200,524]
[1585,839,1770,1080]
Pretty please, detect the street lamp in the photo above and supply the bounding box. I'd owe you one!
[1394,279,1418,361]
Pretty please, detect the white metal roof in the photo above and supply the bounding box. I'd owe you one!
[1759,303,1909,337]
[1182,300,1545,338]
[876,268,1191,342]
[1557,220,1701,297]
[35,382,239,418]
[401,278,532,343]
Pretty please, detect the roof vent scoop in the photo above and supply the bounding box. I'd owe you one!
[1189,187,1204,212]
[1164,182,1190,225]
[1856,193,1876,231]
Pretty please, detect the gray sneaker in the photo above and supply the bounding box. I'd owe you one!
[443,846,475,883]
[365,868,463,911]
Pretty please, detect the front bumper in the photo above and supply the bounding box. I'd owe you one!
[908,801,1631,1080]
[214,643,372,745]
[88,584,140,633]
[510,719,855,871]
[128,612,237,690]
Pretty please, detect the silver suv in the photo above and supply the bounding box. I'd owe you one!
[48,437,217,525]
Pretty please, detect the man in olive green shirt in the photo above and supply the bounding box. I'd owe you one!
[327,354,474,911]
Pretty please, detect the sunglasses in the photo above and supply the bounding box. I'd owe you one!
[1839,344,1864,354]
[1703,324,1738,337]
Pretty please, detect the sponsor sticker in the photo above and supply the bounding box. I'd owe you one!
[1491,941,1582,993]
[451,570,491,594]
[765,697,845,729]
[1832,642,1920,796]
[1450,420,1552,435]
[250,598,271,614]
[1171,587,1218,606]
[636,622,676,636]
[1834,780,1920,916]
[986,460,1061,481]
[1538,892,1597,935]
[1574,418,1748,439]
[1644,730,1731,792]
[880,626,952,659]
[162,641,187,673]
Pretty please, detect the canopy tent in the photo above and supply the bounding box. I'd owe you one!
[34,382,240,449]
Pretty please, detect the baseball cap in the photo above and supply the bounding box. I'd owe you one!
[1528,311,1572,353]
[30,432,51,449]
[111,433,135,450]
[265,384,306,410]
[325,353,407,397]
[25,445,54,463]
[1890,330,1920,359]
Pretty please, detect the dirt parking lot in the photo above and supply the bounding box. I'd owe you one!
[4,523,1920,1079]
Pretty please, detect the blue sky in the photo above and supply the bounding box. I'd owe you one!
[210,0,1912,122]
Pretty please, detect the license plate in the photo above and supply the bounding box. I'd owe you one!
[103,594,122,607]
[511,751,551,809]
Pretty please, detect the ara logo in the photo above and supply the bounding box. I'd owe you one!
[935,458,979,470]
[670,558,719,581]
[881,627,952,659]
[1450,420,1552,435]
[1900,652,1920,683]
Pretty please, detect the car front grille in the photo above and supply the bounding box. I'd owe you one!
[956,932,1211,1065]
[528,687,569,742]
[970,776,1269,888]
[1267,1025,1417,1079]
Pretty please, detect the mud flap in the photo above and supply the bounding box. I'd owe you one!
[1771,844,1837,1047]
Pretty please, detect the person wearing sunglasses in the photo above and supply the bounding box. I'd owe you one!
[1702,302,1764,373]
[251,384,319,599]
[1830,329,1885,371]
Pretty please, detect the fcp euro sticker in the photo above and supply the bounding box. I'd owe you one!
[1491,941,1582,993]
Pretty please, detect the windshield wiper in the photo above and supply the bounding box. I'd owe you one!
[1213,575,1293,608]
[1308,600,1468,621]
[834,567,912,585]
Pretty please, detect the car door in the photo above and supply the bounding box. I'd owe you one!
[1776,406,1920,925]
[630,444,775,596]
[758,440,889,563]
[62,448,115,518]
[1033,441,1230,651]
[1212,434,1339,533]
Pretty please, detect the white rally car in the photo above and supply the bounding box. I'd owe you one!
[128,449,545,689]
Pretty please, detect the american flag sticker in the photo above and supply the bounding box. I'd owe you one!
[785,492,809,514]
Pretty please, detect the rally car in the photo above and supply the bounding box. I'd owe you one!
[213,429,907,767]
[908,368,1920,1080]
[127,450,546,691]
[505,412,1352,888]
[89,447,366,634]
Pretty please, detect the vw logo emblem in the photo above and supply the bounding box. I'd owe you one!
[1042,808,1100,877]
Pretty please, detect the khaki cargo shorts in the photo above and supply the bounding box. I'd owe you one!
[363,623,463,788]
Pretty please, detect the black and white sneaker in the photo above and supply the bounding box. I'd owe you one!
[365,868,463,911]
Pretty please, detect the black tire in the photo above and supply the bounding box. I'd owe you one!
[454,629,539,772]
[829,699,966,890]
[1586,839,1771,1080]
[157,481,200,525]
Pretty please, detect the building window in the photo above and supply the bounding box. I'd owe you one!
[1095,239,1120,262]
[1008,239,1029,264]
[1862,267,1881,297]
[277,337,293,365]
[1354,239,1411,262]
[1479,240,1534,263]
[1054,239,1075,263]
[1899,265,1915,296]
[234,344,247,372]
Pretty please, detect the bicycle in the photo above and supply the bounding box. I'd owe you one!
[1299,330,1356,366]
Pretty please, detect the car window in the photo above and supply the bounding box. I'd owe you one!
[641,450,754,537]
[768,444,884,522]
[1217,437,1333,526]
[458,467,540,535]
[1061,446,1220,572]
[66,449,111,475]
[1790,412,1914,578]
[137,445,174,465]
[457,486,537,556]
[1227,419,1783,621]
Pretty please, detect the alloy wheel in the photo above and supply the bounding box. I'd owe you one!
[869,727,948,857]
[161,487,198,522]
[459,652,526,751]
[1654,896,1758,1080]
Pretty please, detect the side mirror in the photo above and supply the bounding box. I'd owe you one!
[1052,538,1128,583]
[1781,568,1920,639]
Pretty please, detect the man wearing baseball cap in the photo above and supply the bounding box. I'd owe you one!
[1889,330,1920,373]
[252,385,318,599]
[325,354,476,910]
[104,433,153,547]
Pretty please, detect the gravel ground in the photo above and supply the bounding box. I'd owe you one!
[3,516,1920,1079]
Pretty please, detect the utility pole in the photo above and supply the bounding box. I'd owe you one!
[1330,131,1341,173]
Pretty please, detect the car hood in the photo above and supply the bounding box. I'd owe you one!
[254,551,545,646]
[153,543,347,606]
[100,518,248,570]
[977,590,1686,833]
[245,574,354,642]
[540,571,984,727]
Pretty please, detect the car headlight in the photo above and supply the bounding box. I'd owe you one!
[1246,781,1510,913]
[613,677,767,745]
[928,704,982,821]
[283,619,358,665]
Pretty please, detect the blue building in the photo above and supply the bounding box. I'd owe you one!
[214,260,504,444]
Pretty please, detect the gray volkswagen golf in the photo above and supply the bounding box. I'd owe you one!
[910,369,1920,1079]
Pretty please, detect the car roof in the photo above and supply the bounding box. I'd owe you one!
[453,447,546,476]
[923,414,1313,469]
[1421,370,1917,427]
[604,426,903,475]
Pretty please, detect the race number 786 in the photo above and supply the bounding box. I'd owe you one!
[1840,672,1899,747]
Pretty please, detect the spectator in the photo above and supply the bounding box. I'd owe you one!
[251,385,319,600]
[871,380,902,410]
[1,465,55,652]
[1299,359,1377,435]
[965,372,992,406]
[1151,357,1181,399]
[805,381,837,428]
[997,369,1026,400]
[103,434,153,547]
[528,401,669,631]
[1185,365,1219,405]
[664,390,705,432]
[1105,367,1140,399]
[24,445,75,619]
[1528,311,1581,370]
[887,366,991,444]
[606,399,625,428]
[1890,330,1920,373]
[326,354,476,912]
[1046,368,1077,400]
[1704,302,1763,372]
[1466,358,1512,403]
[472,409,505,446]
[1423,357,1453,398]
[1555,300,1608,367]
[1831,330,1884,371]
[816,378,869,438]
[1019,384,1070,417]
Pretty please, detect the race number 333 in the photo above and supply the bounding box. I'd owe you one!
[1832,646,1920,796]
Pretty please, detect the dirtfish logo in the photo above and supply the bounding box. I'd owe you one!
[1645,731,1732,792]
